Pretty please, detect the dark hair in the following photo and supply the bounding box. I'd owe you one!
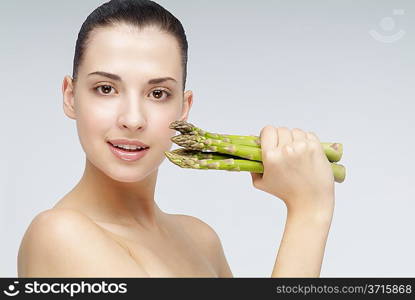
[72,0,188,90]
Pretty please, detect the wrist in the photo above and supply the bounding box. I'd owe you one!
[285,197,334,226]
[287,208,333,228]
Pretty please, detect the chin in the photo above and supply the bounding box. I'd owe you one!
[87,145,162,182]
[105,164,157,183]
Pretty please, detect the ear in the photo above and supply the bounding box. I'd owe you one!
[62,75,77,120]
[179,90,193,121]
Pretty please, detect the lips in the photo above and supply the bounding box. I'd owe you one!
[107,138,149,148]
[107,142,149,162]
[107,142,148,151]
[107,142,149,151]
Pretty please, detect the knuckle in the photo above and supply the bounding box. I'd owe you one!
[282,144,294,155]
[309,140,321,151]
[293,140,307,149]
[260,125,277,139]
[277,126,289,133]
[307,131,320,141]
[291,141,308,155]
[277,127,291,139]
[263,124,275,131]
[292,128,305,134]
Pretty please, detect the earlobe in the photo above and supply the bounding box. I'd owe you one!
[180,90,193,121]
[62,75,77,120]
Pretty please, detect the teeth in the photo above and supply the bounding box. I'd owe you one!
[113,144,146,150]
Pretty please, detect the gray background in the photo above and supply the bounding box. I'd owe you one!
[1,0,414,277]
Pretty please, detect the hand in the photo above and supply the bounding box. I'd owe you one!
[250,125,335,217]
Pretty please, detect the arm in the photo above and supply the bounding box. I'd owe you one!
[271,206,333,277]
[209,207,331,278]
[250,126,336,277]
[18,208,149,277]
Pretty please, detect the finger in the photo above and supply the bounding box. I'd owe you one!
[291,140,307,154]
[250,172,263,189]
[306,131,321,143]
[276,127,293,149]
[292,128,307,141]
[259,125,278,152]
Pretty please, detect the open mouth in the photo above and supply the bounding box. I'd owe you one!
[107,142,150,152]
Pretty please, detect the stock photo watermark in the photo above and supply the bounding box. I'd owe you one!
[369,9,406,43]
[2,280,127,297]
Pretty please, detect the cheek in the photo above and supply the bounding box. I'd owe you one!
[148,111,179,143]
[76,101,115,150]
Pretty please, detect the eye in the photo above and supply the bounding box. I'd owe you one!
[149,89,171,101]
[94,84,116,95]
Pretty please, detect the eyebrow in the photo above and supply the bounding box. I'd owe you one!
[87,71,177,84]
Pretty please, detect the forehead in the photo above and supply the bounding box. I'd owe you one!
[81,24,182,80]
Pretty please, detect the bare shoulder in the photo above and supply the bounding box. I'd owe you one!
[173,214,220,246]
[172,214,233,277]
[18,208,149,277]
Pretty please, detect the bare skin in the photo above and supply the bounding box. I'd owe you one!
[17,23,334,278]
[51,161,228,277]
[251,126,335,277]
[18,160,231,277]
[17,205,228,277]
[17,24,232,278]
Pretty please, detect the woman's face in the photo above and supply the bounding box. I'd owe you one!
[62,24,192,182]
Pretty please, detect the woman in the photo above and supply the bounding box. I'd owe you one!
[17,0,335,277]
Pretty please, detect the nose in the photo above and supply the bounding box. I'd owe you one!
[117,94,146,131]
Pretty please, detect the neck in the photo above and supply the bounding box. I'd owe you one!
[68,158,164,231]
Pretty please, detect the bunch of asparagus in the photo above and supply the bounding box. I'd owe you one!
[164,121,346,183]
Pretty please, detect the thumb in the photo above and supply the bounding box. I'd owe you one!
[250,172,263,188]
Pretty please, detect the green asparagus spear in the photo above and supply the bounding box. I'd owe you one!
[171,134,343,163]
[165,149,265,173]
[169,120,261,146]
[169,120,342,162]
[169,148,238,160]
[164,148,346,183]
[171,134,262,161]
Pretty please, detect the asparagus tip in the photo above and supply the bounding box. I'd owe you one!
[169,120,196,133]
